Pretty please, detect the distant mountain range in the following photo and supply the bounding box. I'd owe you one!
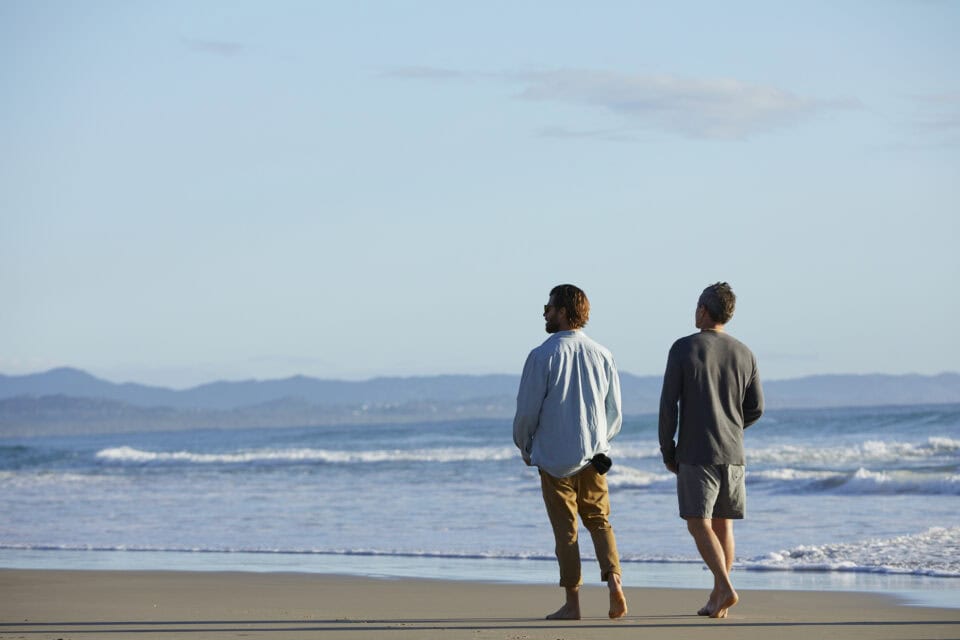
[1,367,958,437]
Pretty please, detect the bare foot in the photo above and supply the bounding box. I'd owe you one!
[608,589,628,619]
[698,591,717,616]
[709,589,738,619]
[545,603,581,620]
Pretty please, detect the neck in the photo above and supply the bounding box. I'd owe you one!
[700,324,725,332]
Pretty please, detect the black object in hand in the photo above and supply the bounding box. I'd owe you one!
[591,453,612,474]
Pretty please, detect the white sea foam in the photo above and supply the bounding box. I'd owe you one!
[0,542,560,562]
[748,437,960,466]
[95,445,516,465]
[612,444,663,459]
[4,529,957,579]
[747,467,960,495]
[606,465,675,488]
[844,468,960,494]
[0,543,697,565]
[741,526,960,577]
[99,438,958,468]
[0,471,117,489]
[749,468,841,482]
[611,437,959,466]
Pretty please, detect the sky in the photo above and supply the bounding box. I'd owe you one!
[2,1,958,389]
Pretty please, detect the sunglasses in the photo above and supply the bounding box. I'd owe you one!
[544,304,556,313]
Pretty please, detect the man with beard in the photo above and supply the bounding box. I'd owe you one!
[513,284,628,621]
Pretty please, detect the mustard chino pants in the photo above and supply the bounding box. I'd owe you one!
[539,464,622,587]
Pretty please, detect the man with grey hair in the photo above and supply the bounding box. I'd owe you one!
[658,282,764,618]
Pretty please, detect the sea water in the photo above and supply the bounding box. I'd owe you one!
[1,403,958,608]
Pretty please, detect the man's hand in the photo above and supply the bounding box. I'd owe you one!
[664,461,679,475]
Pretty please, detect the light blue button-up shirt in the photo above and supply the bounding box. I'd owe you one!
[512,330,623,478]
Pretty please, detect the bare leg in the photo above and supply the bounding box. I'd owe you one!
[711,519,735,615]
[607,572,628,619]
[698,518,735,616]
[686,518,738,618]
[545,586,581,620]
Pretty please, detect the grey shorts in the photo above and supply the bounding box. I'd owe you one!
[677,463,746,519]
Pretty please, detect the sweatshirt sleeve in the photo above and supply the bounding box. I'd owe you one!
[513,350,547,458]
[743,359,764,429]
[658,343,682,465]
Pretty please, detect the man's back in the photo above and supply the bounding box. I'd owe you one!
[659,331,763,466]
[657,282,762,620]
[513,330,622,478]
[512,284,629,619]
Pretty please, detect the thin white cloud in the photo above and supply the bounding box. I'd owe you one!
[180,37,246,57]
[387,66,859,141]
[515,69,859,140]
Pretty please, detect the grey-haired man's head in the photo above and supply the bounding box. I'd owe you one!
[698,282,736,324]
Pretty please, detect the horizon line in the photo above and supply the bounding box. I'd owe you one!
[2,366,958,391]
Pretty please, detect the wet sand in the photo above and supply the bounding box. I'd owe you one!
[2,569,958,639]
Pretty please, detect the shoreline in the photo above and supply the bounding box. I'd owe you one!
[2,546,958,610]
[2,569,959,640]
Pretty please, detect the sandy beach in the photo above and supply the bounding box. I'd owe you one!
[1,569,958,640]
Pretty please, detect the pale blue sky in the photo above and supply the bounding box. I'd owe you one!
[2,1,958,388]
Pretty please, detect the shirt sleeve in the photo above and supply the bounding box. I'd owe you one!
[604,359,623,441]
[658,343,682,465]
[513,350,547,458]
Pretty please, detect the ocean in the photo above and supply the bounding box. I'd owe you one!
[2,403,958,608]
